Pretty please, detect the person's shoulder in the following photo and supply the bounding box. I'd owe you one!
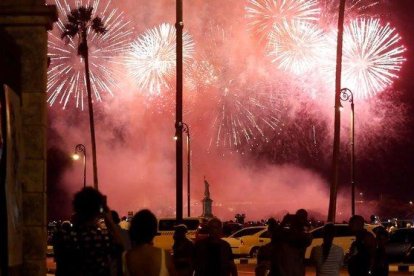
[363,229,375,237]
[361,230,376,244]
[312,244,323,250]
[184,238,195,247]
[331,244,344,253]
[129,244,160,256]
[195,237,209,246]
[219,238,231,247]
[310,244,323,255]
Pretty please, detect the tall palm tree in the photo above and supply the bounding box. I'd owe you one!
[61,6,106,190]
[328,0,346,222]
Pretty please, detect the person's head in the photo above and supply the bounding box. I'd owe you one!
[61,220,72,232]
[207,218,223,238]
[349,215,365,233]
[111,210,121,225]
[72,187,106,224]
[267,218,277,233]
[129,209,158,245]
[173,224,188,240]
[323,223,335,244]
[295,209,308,226]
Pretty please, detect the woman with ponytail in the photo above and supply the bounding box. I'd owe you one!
[310,223,344,276]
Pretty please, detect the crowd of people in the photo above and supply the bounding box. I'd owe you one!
[52,187,390,276]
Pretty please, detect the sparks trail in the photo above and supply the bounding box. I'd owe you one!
[319,0,380,27]
[48,0,133,110]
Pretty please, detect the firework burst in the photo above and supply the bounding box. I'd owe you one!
[324,18,406,98]
[209,81,287,152]
[184,24,229,91]
[268,21,326,74]
[125,23,195,96]
[47,0,133,110]
[245,0,320,40]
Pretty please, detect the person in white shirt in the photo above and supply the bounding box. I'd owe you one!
[310,223,344,276]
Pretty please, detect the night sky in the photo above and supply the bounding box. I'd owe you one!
[363,0,414,201]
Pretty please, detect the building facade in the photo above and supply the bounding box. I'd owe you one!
[0,1,56,275]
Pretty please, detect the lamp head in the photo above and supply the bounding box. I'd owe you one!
[72,153,80,161]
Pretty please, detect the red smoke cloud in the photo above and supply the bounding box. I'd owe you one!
[47,0,407,222]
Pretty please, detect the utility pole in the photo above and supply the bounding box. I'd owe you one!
[328,0,346,223]
[175,0,184,223]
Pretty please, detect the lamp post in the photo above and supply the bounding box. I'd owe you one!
[340,88,355,216]
[73,144,86,188]
[175,0,184,223]
[182,123,191,217]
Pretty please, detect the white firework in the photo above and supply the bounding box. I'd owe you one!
[246,0,320,40]
[126,23,195,96]
[268,21,326,74]
[323,18,406,98]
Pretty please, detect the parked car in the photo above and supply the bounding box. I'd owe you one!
[222,226,269,257]
[385,228,414,263]
[223,222,243,237]
[305,224,379,259]
[153,217,203,251]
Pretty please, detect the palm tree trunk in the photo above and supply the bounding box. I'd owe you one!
[82,30,99,189]
[328,0,346,223]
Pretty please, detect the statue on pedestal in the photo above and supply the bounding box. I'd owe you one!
[202,176,213,218]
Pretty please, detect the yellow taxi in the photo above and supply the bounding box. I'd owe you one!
[222,226,270,257]
[305,224,380,259]
[153,217,203,251]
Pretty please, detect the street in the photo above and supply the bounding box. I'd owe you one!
[236,264,413,276]
[47,257,414,275]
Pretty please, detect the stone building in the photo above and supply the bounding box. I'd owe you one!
[0,1,56,275]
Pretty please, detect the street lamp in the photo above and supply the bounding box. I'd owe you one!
[340,88,355,216]
[182,123,191,217]
[175,0,184,223]
[73,144,86,188]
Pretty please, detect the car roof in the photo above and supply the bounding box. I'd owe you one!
[158,217,202,221]
[310,223,377,232]
[391,227,414,233]
[230,226,266,235]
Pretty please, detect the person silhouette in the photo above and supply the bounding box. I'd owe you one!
[173,224,194,276]
[193,218,237,276]
[310,223,344,276]
[123,209,175,276]
[54,187,123,276]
